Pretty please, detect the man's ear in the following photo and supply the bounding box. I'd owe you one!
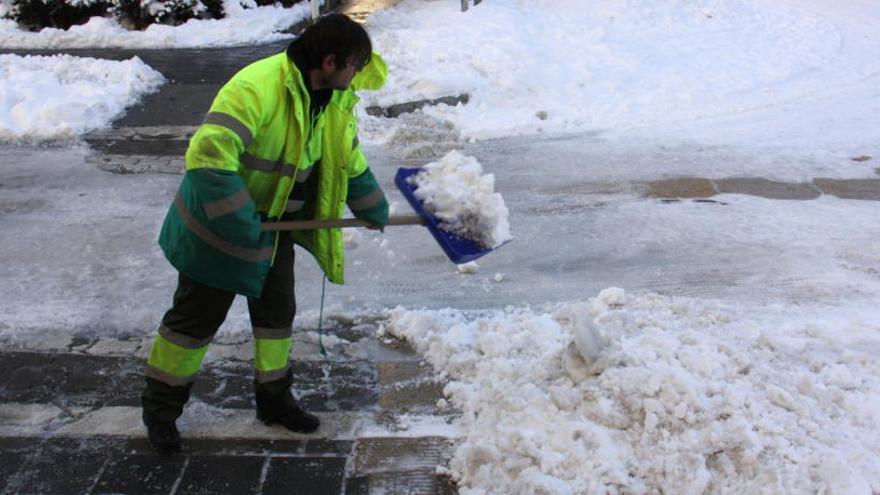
[321,54,337,72]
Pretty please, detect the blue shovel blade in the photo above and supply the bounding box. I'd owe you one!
[395,167,495,264]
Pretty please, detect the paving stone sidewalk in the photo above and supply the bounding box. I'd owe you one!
[0,322,459,495]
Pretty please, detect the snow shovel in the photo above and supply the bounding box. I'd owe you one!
[262,167,496,264]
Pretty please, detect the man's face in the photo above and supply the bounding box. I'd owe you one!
[320,55,363,90]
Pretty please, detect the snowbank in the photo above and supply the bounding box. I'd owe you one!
[0,54,165,142]
[0,2,310,48]
[364,0,866,140]
[384,289,880,494]
[409,150,512,249]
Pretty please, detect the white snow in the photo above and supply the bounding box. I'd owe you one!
[409,150,512,249]
[384,289,880,494]
[0,2,310,48]
[363,0,880,157]
[457,261,480,275]
[0,54,164,142]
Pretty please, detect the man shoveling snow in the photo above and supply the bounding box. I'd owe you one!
[141,14,390,453]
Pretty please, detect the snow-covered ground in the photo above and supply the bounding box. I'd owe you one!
[1,0,879,493]
[0,1,317,142]
[386,291,880,494]
[362,0,880,173]
[0,54,164,142]
[0,2,309,48]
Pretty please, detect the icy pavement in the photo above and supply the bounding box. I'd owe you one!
[3,139,879,338]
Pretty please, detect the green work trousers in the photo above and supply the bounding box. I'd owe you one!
[142,232,296,422]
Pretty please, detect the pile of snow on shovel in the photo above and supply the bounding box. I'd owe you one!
[409,150,512,249]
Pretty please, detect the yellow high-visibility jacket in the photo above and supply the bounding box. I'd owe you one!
[158,52,388,297]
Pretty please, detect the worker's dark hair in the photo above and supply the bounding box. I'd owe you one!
[286,14,372,72]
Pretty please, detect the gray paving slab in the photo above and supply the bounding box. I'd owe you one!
[0,451,29,489]
[177,455,266,495]
[354,437,455,474]
[377,361,431,384]
[365,469,457,495]
[93,454,186,495]
[3,437,109,494]
[353,437,458,495]
[0,352,141,408]
[378,380,445,413]
[262,457,346,495]
[116,84,220,127]
[344,476,370,495]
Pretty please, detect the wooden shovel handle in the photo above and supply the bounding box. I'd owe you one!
[262,214,425,231]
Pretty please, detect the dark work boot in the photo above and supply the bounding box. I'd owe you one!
[255,369,320,434]
[142,413,182,454]
[141,377,192,453]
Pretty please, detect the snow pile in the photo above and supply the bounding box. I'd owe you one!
[364,0,859,140]
[0,2,310,48]
[409,150,511,249]
[0,54,165,142]
[384,289,880,494]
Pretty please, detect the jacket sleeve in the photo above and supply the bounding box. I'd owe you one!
[347,165,389,227]
[179,79,266,246]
